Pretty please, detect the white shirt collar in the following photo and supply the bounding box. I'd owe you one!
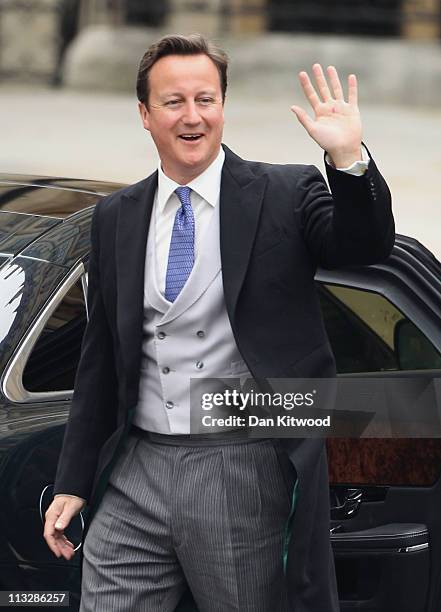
[157,147,225,213]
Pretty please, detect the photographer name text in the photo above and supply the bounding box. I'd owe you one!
[201,415,331,428]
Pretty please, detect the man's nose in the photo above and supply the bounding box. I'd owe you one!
[182,101,202,124]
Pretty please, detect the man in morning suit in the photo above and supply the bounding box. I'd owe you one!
[44,34,394,611]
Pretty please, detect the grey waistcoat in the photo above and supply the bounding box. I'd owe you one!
[133,198,251,434]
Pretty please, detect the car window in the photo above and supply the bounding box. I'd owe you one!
[22,278,87,392]
[16,277,441,394]
[318,283,441,373]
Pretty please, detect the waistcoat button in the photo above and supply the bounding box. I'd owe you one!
[165,401,174,409]
[196,361,204,369]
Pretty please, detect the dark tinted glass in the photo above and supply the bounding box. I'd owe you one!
[319,283,441,373]
[23,279,86,392]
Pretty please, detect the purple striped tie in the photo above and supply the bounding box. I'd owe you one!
[164,186,195,302]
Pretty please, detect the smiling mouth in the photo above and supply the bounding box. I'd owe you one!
[179,134,203,142]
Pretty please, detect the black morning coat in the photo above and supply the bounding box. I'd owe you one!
[54,144,394,611]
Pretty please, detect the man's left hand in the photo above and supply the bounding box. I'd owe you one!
[291,64,362,168]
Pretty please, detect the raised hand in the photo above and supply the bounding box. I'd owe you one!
[291,64,362,168]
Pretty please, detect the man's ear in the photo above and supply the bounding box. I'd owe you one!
[138,102,150,131]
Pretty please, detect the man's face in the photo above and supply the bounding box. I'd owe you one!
[139,54,225,184]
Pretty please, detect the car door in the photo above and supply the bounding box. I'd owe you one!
[0,259,88,610]
[0,205,93,610]
[317,236,441,612]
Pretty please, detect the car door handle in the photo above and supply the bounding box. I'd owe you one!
[331,488,363,520]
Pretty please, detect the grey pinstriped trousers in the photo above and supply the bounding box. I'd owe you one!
[80,430,297,611]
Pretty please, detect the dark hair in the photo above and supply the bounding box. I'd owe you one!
[136,33,228,106]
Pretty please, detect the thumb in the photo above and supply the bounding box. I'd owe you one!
[54,501,80,531]
[290,105,314,133]
[54,512,71,531]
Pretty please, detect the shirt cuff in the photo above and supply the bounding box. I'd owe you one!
[325,145,370,176]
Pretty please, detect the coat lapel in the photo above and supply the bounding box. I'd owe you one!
[220,145,267,319]
[116,173,157,376]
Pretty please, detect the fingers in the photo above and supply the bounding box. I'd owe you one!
[348,73,358,106]
[312,64,332,102]
[44,517,75,560]
[43,497,84,560]
[298,65,357,107]
[290,105,315,134]
[326,66,344,100]
[298,71,321,112]
[48,531,75,560]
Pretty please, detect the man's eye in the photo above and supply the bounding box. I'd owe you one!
[198,98,215,105]
[165,100,181,107]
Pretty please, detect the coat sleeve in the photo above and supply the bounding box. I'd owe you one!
[54,198,118,501]
[293,154,395,269]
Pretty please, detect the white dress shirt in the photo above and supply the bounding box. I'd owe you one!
[155,148,225,296]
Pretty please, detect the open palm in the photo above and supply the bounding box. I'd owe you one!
[291,64,362,168]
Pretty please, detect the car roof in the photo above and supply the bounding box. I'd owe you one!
[0,174,127,258]
[0,173,126,218]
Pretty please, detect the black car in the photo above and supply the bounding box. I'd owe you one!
[0,174,440,612]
